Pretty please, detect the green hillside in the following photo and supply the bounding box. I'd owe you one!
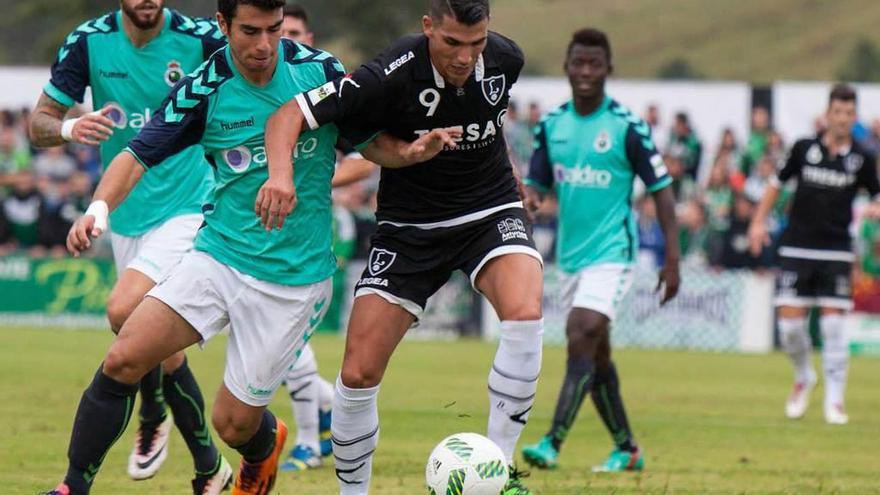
[490,0,880,82]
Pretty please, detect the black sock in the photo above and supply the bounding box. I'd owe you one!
[591,361,637,452]
[138,365,166,425]
[65,366,138,494]
[232,410,277,463]
[162,358,220,475]
[547,355,595,451]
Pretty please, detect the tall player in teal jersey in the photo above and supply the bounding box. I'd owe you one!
[28,1,231,491]
[521,28,680,473]
[42,2,454,494]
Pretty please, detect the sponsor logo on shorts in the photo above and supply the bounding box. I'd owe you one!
[357,277,389,287]
[497,217,528,242]
[368,248,396,276]
[247,384,273,397]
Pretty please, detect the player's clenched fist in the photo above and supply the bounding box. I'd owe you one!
[64,106,116,146]
[255,177,297,231]
[66,200,108,257]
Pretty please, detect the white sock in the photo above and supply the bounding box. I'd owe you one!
[333,376,380,495]
[487,319,543,464]
[820,314,849,409]
[778,317,814,384]
[318,375,335,412]
[285,343,320,453]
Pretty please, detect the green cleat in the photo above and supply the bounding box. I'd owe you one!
[521,435,559,470]
[591,448,645,473]
[502,465,532,495]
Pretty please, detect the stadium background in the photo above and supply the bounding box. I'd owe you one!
[3,1,880,493]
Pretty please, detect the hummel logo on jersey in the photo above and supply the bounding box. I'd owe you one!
[220,117,255,131]
[802,165,855,188]
[99,69,128,79]
[554,164,613,188]
[497,217,528,242]
[384,51,415,75]
[368,248,397,276]
[481,74,506,106]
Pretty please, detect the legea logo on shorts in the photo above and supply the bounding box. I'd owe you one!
[497,217,528,242]
[368,248,396,276]
[554,163,612,188]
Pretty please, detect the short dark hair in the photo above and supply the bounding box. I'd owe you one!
[429,0,490,25]
[218,0,286,22]
[829,83,857,105]
[567,28,611,63]
[283,3,308,26]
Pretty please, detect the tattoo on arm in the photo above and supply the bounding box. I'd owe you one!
[29,93,71,147]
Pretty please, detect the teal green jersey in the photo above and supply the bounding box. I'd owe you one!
[44,9,225,236]
[525,97,672,273]
[127,40,345,286]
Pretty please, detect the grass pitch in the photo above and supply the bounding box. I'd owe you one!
[2,327,879,494]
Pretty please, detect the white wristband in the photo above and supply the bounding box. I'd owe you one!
[61,117,80,142]
[84,200,109,233]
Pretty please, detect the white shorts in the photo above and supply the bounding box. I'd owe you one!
[110,213,203,283]
[147,251,332,407]
[560,263,635,321]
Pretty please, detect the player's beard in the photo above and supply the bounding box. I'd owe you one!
[121,0,164,30]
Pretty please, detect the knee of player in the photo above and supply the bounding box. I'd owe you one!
[500,302,543,322]
[212,408,262,446]
[102,345,145,385]
[339,365,383,389]
[106,293,137,332]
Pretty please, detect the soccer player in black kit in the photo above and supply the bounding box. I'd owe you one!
[258,1,542,493]
[749,84,880,425]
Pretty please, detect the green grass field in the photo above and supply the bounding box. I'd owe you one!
[2,327,880,494]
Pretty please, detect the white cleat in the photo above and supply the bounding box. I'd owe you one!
[785,376,816,419]
[824,404,849,425]
[128,415,173,480]
[192,456,233,495]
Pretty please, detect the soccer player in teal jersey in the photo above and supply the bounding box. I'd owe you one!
[521,28,680,473]
[41,1,454,494]
[28,1,231,491]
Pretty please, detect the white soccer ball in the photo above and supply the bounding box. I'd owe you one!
[425,432,509,495]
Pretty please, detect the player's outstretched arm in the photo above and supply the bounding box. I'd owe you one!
[361,128,462,168]
[653,186,681,305]
[747,183,780,257]
[332,156,376,188]
[259,98,305,231]
[29,94,115,148]
[66,152,144,256]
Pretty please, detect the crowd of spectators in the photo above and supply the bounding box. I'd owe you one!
[6,99,880,278]
[0,108,101,256]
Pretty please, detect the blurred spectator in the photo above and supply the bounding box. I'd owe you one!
[741,106,770,175]
[504,100,533,171]
[677,199,707,264]
[666,152,697,203]
[667,112,702,180]
[702,164,732,267]
[720,194,763,269]
[743,155,776,203]
[0,171,59,255]
[716,127,742,167]
[0,126,31,186]
[860,118,880,156]
[527,101,542,128]
[644,103,661,135]
[32,145,77,183]
[765,130,786,167]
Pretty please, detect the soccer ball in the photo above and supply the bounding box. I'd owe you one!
[425,432,509,495]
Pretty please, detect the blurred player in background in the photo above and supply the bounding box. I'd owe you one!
[261,0,543,493]
[29,0,231,491]
[521,27,680,473]
[749,84,880,425]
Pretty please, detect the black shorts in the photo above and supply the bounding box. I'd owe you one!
[775,255,853,310]
[354,207,541,315]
